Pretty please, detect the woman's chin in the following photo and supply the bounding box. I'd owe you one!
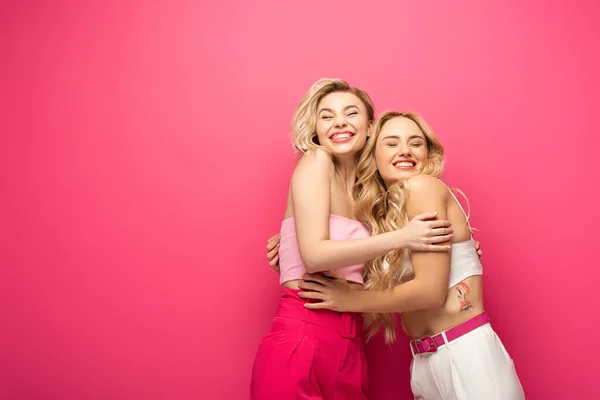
[384,169,417,184]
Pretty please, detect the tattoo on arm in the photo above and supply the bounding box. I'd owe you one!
[455,281,473,312]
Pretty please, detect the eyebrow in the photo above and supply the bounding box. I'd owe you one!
[318,105,360,113]
[382,134,425,140]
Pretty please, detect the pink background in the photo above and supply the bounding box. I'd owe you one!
[2,0,598,399]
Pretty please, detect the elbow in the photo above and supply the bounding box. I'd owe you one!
[299,242,331,273]
[414,282,447,310]
[301,255,324,273]
[304,263,320,274]
[429,289,447,309]
[413,278,447,309]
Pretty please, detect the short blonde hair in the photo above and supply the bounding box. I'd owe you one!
[291,78,375,153]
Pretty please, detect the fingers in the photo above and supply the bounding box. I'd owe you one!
[302,274,330,286]
[298,290,327,301]
[322,270,345,280]
[297,281,325,293]
[266,234,281,266]
[267,245,279,261]
[268,254,279,267]
[411,212,439,221]
[427,233,454,244]
[423,244,452,252]
[266,235,280,252]
[303,300,331,310]
[428,227,453,237]
[474,240,483,259]
[267,240,278,252]
[427,219,452,229]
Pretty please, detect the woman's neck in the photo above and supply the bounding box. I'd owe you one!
[334,156,358,193]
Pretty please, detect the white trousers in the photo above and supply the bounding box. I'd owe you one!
[410,323,525,400]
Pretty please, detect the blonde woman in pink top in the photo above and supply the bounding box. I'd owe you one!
[251,79,454,400]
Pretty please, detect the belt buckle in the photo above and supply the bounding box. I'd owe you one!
[415,335,438,355]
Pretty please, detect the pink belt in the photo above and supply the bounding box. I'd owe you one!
[410,312,489,356]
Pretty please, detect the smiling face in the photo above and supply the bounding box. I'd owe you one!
[375,116,430,186]
[290,79,375,155]
[314,91,372,158]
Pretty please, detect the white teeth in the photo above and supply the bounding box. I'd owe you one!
[395,162,414,167]
[332,133,352,140]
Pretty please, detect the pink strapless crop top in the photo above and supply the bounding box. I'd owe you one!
[279,215,371,285]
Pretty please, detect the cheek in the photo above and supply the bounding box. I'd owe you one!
[416,149,429,162]
[358,119,370,134]
[374,149,391,175]
[351,117,370,137]
[376,165,395,187]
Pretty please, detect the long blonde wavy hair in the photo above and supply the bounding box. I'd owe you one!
[291,78,375,153]
[353,111,445,344]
